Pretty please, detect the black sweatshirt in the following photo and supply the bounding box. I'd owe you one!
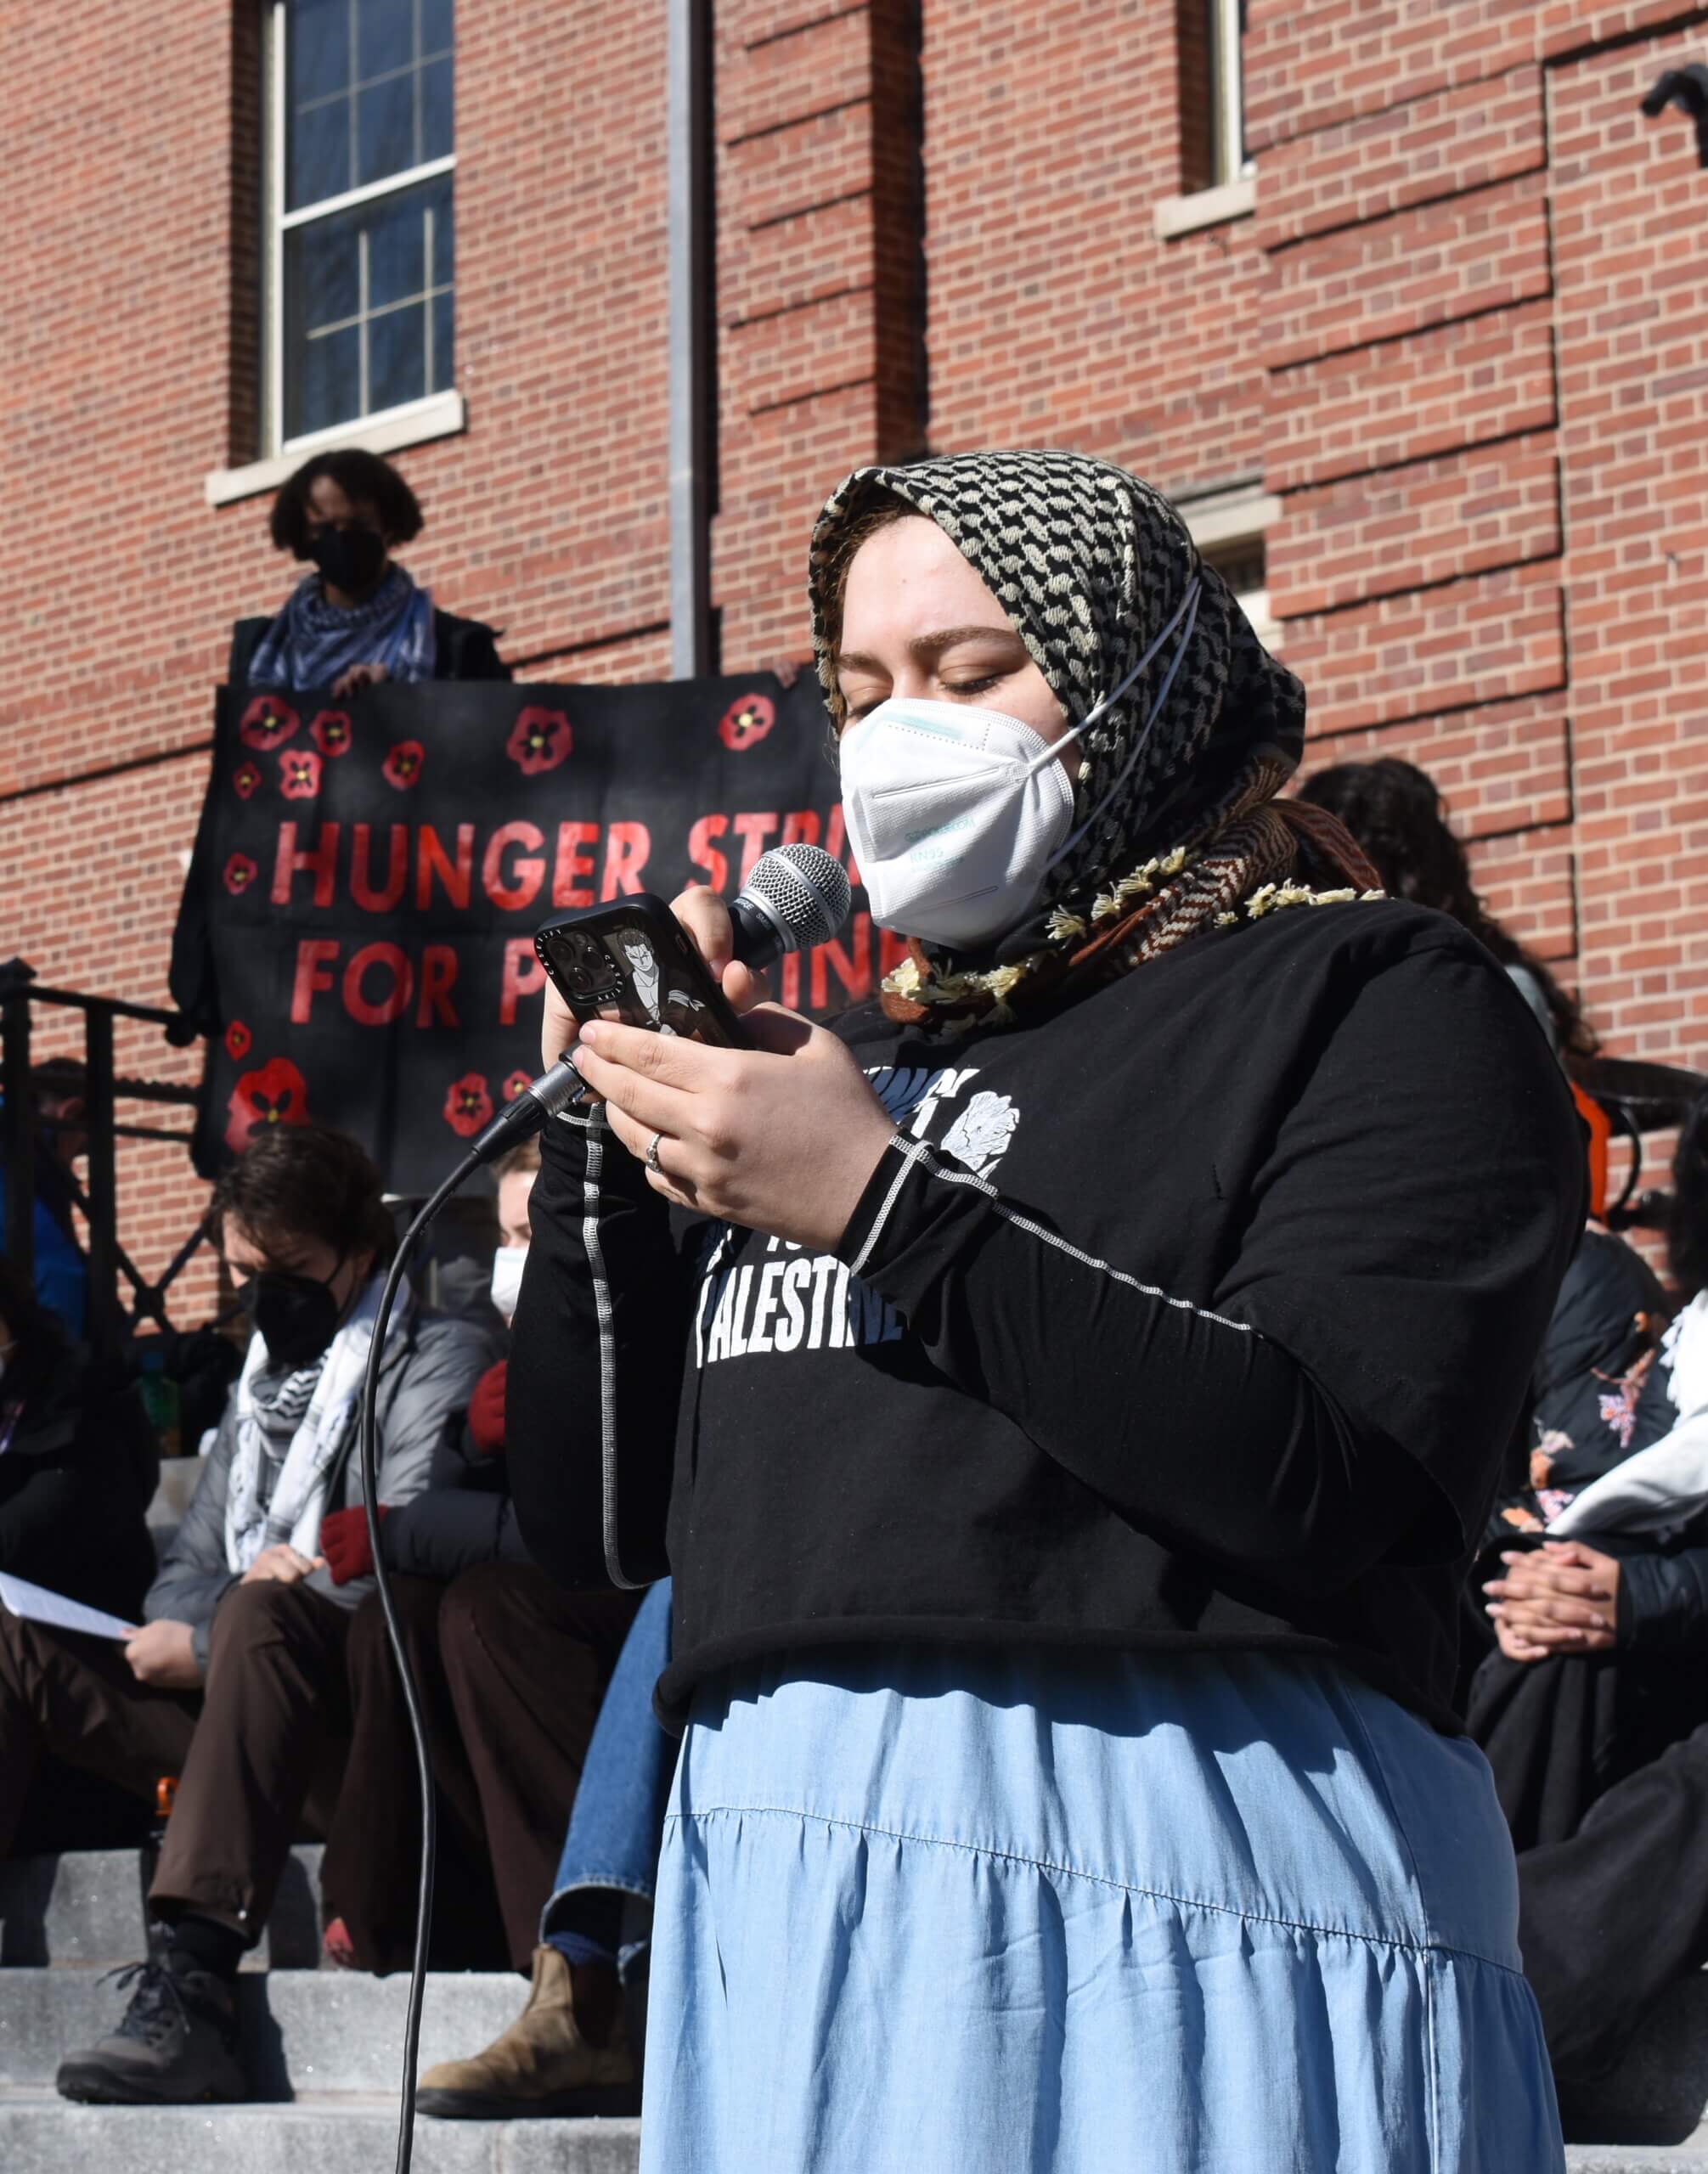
[508,899,1584,1732]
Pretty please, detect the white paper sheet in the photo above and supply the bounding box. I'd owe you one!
[0,1573,137,1642]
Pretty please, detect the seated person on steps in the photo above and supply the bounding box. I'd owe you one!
[414,1574,676,2122]
[0,1259,157,1622]
[1468,1101,1708,2111]
[309,1140,637,1980]
[0,1121,493,2105]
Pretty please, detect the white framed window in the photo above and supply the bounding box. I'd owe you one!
[1203,538,1278,651]
[262,0,456,454]
[1181,483,1282,651]
[1155,0,1254,239]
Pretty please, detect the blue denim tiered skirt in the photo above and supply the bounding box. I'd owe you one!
[641,1647,1564,2173]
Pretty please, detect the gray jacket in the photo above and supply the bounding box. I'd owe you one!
[146,1308,496,1672]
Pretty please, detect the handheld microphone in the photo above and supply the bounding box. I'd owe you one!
[726,842,853,970]
[479,843,854,1163]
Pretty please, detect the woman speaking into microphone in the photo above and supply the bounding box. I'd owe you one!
[508,452,1581,2171]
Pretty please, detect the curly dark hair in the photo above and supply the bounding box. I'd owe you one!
[1671,1093,1708,1299]
[1297,757,1597,1058]
[269,449,425,560]
[207,1123,396,1268]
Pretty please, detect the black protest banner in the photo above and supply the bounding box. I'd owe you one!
[172,677,894,1195]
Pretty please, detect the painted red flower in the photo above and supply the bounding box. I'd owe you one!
[443,1073,493,1137]
[310,709,352,758]
[224,1020,252,1061]
[232,760,262,800]
[383,740,425,791]
[279,748,324,800]
[718,691,775,752]
[224,1056,310,1156]
[223,852,258,896]
[506,707,573,776]
[502,1069,533,1103]
[239,696,299,752]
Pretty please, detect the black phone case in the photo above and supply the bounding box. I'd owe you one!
[534,894,749,1049]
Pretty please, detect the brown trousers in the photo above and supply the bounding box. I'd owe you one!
[0,1580,352,1939]
[324,1564,637,1974]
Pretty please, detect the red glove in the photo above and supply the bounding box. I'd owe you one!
[466,1360,507,1459]
[318,1503,391,1585]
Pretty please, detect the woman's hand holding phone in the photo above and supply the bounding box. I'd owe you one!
[551,886,895,1253]
[538,884,768,1072]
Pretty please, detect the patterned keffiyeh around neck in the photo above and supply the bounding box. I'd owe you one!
[246,566,437,692]
[223,1271,414,1574]
[808,450,1382,1028]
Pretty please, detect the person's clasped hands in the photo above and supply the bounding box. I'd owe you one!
[550,886,898,1255]
[1483,1539,1621,1664]
[330,660,389,700]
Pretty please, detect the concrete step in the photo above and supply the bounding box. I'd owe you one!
[1567,2139,1708,2171]
[0,1966,533,2097]
[0,2090,640,2173]
[0,2092,1699,2174]
[0,1846,325,1969]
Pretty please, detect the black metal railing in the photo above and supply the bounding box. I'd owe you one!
[1,958,206,1363]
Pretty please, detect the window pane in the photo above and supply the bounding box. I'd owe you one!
[368,190,425,311]
[356,0,414,82]
[369,301,427,413]
[290,98,351,211]
[428,175,454,288]
[420,56,454,161]
[431,292,454,394]
[289,324,361,439]
[420,0,454,57]
[289,0,350,106]
[288,209,361,331]
[356,72,414,186]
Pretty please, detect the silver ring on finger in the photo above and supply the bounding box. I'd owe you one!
[645,1130,665,1174]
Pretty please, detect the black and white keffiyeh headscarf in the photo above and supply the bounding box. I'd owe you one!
[809,450,1380,1027]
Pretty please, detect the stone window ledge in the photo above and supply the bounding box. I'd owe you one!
[203,390,466,508]
[1153,175,1256,242]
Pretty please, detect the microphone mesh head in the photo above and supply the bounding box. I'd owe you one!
[747,842,853,952]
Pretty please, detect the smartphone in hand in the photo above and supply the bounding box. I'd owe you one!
[535,896,750,1049]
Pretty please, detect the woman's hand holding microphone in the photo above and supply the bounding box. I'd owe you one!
[542,886,897,1256]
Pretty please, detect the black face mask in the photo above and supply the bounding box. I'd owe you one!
[307,523,388,599]
[246,1267,345,1371]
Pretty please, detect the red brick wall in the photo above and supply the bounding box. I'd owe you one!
[1255,0,1708,1224]
[922,0,1267,494]
[3,0,1705,1321]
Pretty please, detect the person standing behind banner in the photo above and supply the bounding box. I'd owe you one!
[228,448,508,696]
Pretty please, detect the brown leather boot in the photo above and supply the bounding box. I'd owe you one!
[416,1943,638,2120]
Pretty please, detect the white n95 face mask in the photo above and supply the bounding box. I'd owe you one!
[838,579,1201,949]
[490,1244,527,1324]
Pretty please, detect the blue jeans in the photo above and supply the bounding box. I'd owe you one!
[540,1577,674,1974]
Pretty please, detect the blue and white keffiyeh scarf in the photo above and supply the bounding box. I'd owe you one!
[246,566,437,691]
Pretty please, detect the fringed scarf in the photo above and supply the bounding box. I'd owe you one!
[247,566,437,693]
[807,452,1381,1030]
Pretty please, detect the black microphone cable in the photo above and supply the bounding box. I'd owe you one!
[356,836,849,2164]
[356,1053,586,2174]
